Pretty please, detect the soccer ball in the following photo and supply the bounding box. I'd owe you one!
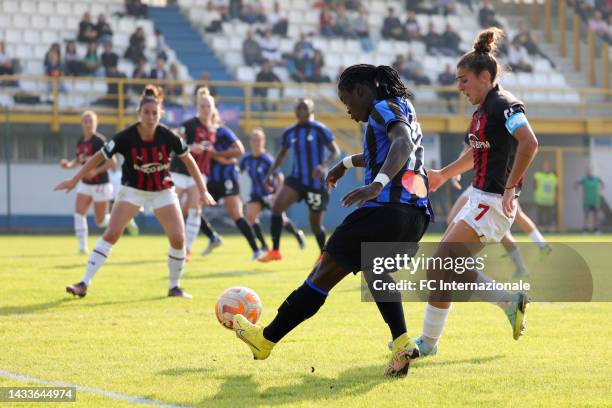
[215,286,262,330]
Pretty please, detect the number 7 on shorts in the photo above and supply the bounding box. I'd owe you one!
[474,203,490,221]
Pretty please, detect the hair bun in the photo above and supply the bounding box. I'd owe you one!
[473,27,504,55]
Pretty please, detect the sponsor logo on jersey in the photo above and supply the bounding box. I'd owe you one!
[468,133,491,149]
[134,162,170,174]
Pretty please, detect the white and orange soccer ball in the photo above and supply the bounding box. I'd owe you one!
[215,286,262,330]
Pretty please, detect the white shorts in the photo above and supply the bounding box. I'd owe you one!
[76,182,113,202]
[170,172,197,190]
[453,187,516,243]
[116,186,180,210]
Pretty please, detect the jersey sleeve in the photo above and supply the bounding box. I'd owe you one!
[317,124,334,145]
[218,127,238,146]
[281,128,292,149]
[101,132,125,160]
[169,129,189,157]
[370,99,411,131]
[500,101,528,136]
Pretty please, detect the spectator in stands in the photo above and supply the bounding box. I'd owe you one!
[45,50,66,92]
[352,8,373,51]
[320,4,336,37]
[440,23,463,56]
[575,0,595,21]
[437,63,456,112]
[424,22,445,56]
[243,30,264,66]
[508,39,533,73]
[254,61,281,110]
[392,54,410,80]
[77,12,98,43]
[404,51,431,85]
[382,7,404,40]
[96,14,113,44]
[166,63,183,105]
[154,29,168,61]
[125,0,148,18]
[125,27,146,64]
[44,43,62,70]
[293,32,315,62]
[534,160,558,232]
[405,0,432,14]
[479,0,502,28]
[333,4,353,37]
[64,41,85,76]
[101,42,119,74]
[193,71,217,98]
[309,66,331,83]
[267,2,288,37]
[436,0,456,16]
[240,1,267,24]
[150,56,169,87]
[259,29,282,65]
[131,59,148,94]
[0,40,20,85]
[403,11,421,42]
[514,22,556,68]
[83,42,101,76]
[589,10,608,36]
[229,0,242,19]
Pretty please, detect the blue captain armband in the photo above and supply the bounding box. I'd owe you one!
[505,112,528,135]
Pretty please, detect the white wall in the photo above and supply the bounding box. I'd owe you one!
[0,163,79,215]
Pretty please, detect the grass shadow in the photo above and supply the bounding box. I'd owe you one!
[413,354,506,368]
[197,364,388,407]
[51,260,164,270]
[0,298,72,316]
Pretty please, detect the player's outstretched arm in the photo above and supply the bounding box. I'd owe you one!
[266,147,289,187]
[341,122,413,208]
[325,153,365,190]
[54,151,106,192]
[429,148,474,192]
[502,124,539,216]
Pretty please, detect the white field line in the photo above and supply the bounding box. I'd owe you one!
[0,369,191,407]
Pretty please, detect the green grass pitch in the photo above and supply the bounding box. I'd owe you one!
[0,234,610,407]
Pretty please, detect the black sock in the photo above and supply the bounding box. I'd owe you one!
[283,219,300,238]
[314,228,326,251]
[263,280,327,343]
[271,213,283,250]
[367,273,407,340]
[200,215,216,240]
[235,217,259,252]
[252,222,268,249]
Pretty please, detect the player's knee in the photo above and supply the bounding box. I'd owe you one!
[102,229,122,245]
[169,234,184,249]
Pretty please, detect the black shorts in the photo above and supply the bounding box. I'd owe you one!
[248,195,272,210]
[324,204,430,274]
[284,176,329,212]
[207,178,240,201]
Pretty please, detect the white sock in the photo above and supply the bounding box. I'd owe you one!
[475,271,513,309]
[528,229,547,249]
[184,208,201,252]
[81,239,113,286]
[74,213,88,252]
[421,304,451,350]
[508,246,528,273]
[96,213,111,228]
[168,246,185,289]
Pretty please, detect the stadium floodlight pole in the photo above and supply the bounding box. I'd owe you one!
[3,106,11,232]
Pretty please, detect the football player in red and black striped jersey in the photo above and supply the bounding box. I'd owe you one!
[56,85,215,299]
[417,28,539,357]
[59,111,115,254]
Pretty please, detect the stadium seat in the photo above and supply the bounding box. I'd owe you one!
[2,1,19,13]
[236,66,256,82]
[38,1,55,15]
[20,1,36,14]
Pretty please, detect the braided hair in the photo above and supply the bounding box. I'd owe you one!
[338,64,413,100]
